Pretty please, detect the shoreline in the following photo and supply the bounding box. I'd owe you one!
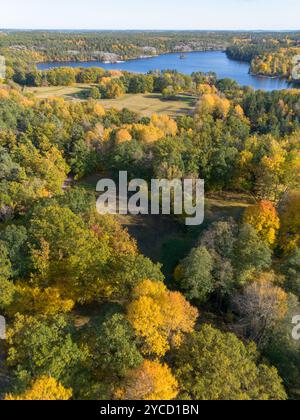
[37,48,227,67]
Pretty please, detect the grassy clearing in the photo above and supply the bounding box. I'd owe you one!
[26,84,91,100]
[78,173,254,278]
[27,86,196,116]
[98,93,196,117]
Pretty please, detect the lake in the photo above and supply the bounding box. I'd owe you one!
[38,51,295,91]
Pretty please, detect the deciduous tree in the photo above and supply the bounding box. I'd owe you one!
[127,280,198,357]
[119,360,178,401]
[172,324,286,400]
[243,201,280,246]
[5,376,72,400]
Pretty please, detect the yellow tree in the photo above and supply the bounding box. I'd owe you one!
[150,114,178,137]
[93,103,106,117]
[5,285,74,317]
[127,280,198,357]
[119,360,178,400]
[279,191,300,254]
[133,124,164,143]
[5,376,72,400]
[116,128,133,144]
[243,201,280,246]
[196,94,231,119]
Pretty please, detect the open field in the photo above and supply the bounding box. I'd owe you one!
[25,84,91,100]
[26,85,196,116]
[98,93,196,117]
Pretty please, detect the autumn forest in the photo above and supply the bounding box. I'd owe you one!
[0,27,300,402]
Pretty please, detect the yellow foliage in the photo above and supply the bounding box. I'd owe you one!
[127,280,198,357]
[243,201,280,246]
[93,103,106,117]
[239,150,254,166]
[116,128,133,143]
[150,114,178,137]
[133,124,164,143]
[100,77,111,86]
[196,93,231,119]
[0,88,10,99]
[120,360,178,400]
[6,285,75,316]
[5,376,72,400]
[107,70,123,78]
[103,128,113,142]
[234,104,245,118]
[261,140,286,174]
[196,83,217,95]
[91,215,138,257]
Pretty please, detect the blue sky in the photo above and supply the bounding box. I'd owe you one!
[0,0,299,30]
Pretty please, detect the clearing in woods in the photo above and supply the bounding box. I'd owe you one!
[78,173,254,278]
[26,86,196,117]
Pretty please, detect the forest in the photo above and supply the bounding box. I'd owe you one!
[0,30,300,402]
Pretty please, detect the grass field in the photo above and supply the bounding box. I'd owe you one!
[27,85,196,117]
[26,84,91,100]
[98,93,196,117]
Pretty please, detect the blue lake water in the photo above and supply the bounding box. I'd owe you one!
[38,51,295,91]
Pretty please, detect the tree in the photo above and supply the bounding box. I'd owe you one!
[0,242,15,309]
[279,191,300,254]
[196,220,272,293]
[89,87,101,100]
[281,248,300,299]
[150,114,178,137]
[28,205,111,303]
[243,201,280,246]
[195,94,231,120]
[133,124,164,143]
[82,314,143,378]
[233,224,272,285]
[0,225,28,277]
[5,285,75,316]
[176,247,214,302]
[172,324,287,400]
[6,314,87,387]
[91,215,138,258]
[119,360,178,401]
[233,273,288,345]
[263,294,300,397]
[58,187,95,217]
[5,376,72,400]
[115,128,132,144]
[100,79,125,99]
[0,241,12,280]
[127,280,198,357]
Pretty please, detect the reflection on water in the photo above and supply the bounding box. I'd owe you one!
[38,51,295,92]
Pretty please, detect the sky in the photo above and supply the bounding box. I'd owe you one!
[0,0,299,31]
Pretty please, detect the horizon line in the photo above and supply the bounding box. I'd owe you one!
[1,28,300,32]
